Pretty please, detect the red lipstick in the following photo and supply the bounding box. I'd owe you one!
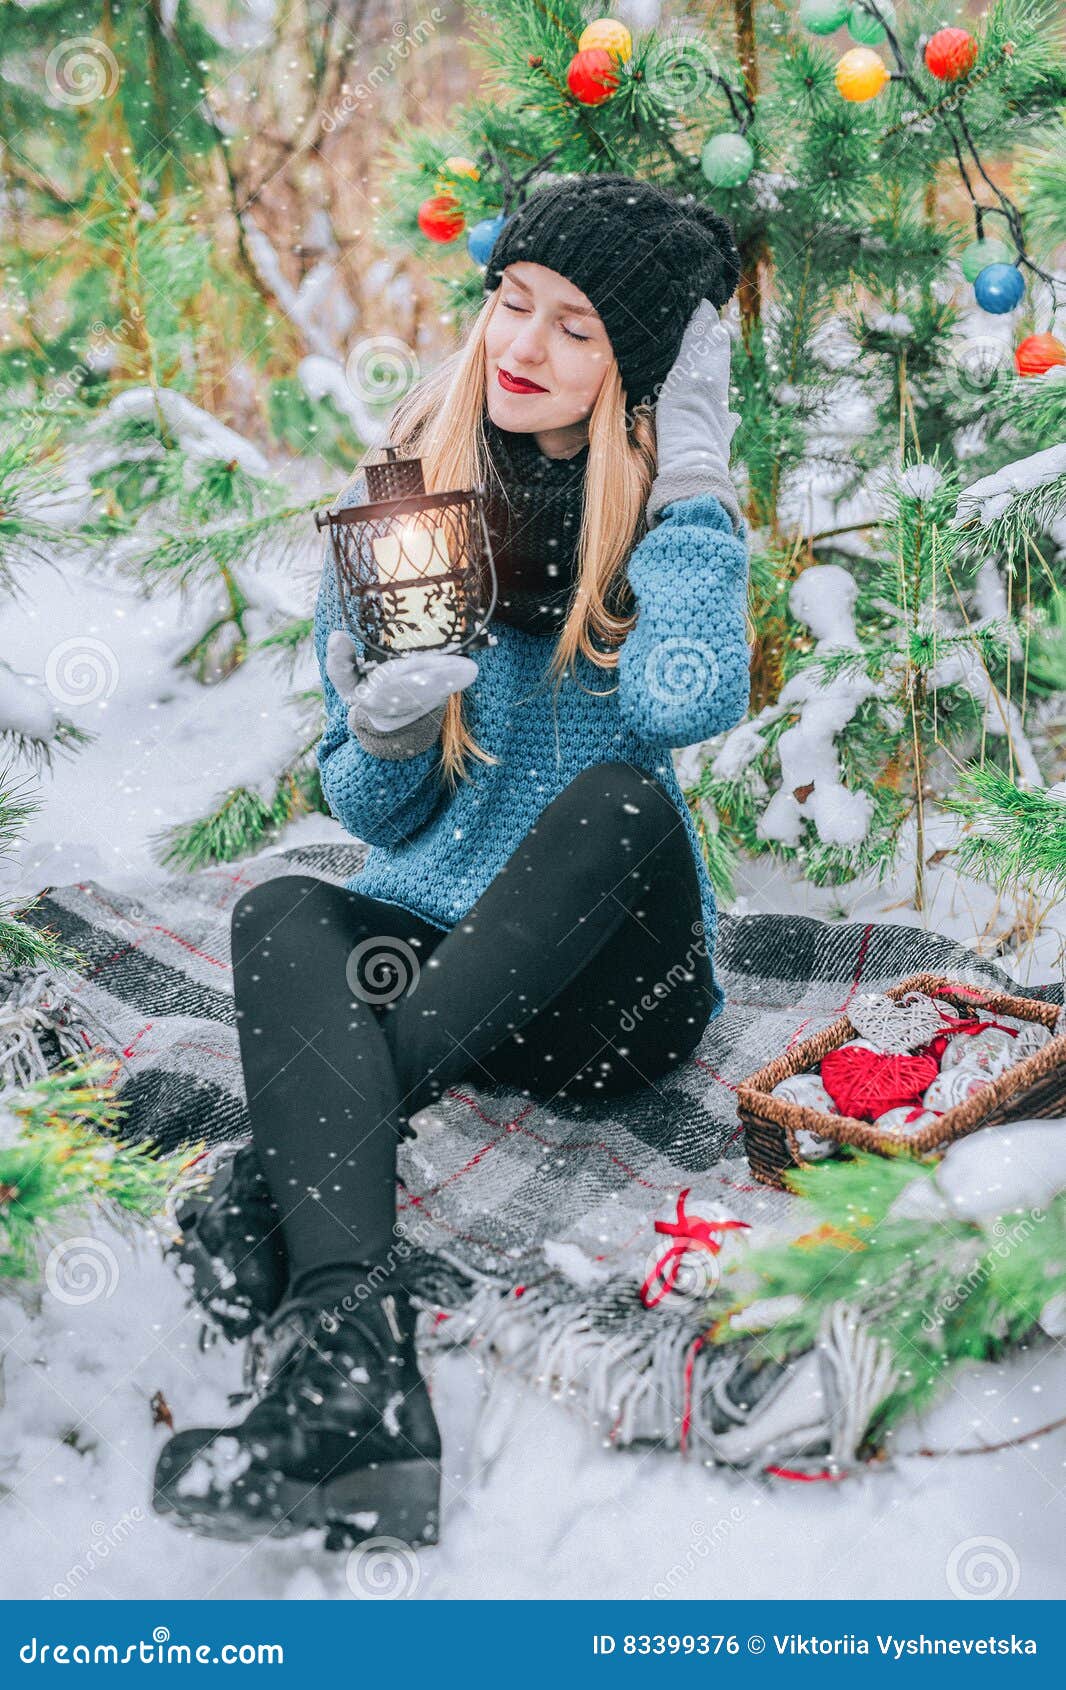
[498,367,548,395]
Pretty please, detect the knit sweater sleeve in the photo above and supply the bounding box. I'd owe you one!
[313,487,447,849]
[616,493,751,749]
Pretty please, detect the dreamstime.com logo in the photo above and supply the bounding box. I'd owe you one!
[619,923,707,1033]
[922,1208,1045,1333]
[51,1509,146,1599]
[344,336,420,406]
[319,1221,414,1329]
[19,1627,283,1664]
[45,1237,120,1305]
[44,638,121,708]
[345,934,422,1004]
[45,37,121,105]
[650,1510,747,1597]
[345,1536,422,1598]
[946,1536,1021,1600]
[322,11,446,131]
[644,636,721,709]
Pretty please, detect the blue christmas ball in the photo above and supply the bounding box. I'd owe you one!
[467,214,507,266]
[973,262,1025,314]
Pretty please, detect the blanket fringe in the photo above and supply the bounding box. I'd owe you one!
[0,965,126,1092]
[418,1281,900,1476]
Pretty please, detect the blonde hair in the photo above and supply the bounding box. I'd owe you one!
[380,292,658,787]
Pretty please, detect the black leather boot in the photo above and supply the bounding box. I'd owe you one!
[152,1283,442,1550]
[165,1144,288,1343]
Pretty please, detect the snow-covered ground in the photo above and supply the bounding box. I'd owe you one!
[2,549,1064,1601]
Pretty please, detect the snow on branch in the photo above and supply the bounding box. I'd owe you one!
[240,218,355,362]
[955,441,1066,555]
[79,387,272,477]
[712,564,878,848]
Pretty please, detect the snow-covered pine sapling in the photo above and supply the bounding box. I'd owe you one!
[941,766,1066,908]
[711,562,878,853]
[955,440,1066,567]
[0,775,81,975]
[78,385,297,684]
[0,427,94,773]
[701,461,1042,903]
[705,1142,1066,1447]
[0,1059,189,1291]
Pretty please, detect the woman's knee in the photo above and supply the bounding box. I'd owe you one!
[230,874,339,946]
[551,761,681,849]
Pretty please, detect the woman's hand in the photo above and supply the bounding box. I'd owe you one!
[326,631,479,733]
[648,299,742,532]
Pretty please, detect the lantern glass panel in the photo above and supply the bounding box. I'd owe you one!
[330,488,494,662]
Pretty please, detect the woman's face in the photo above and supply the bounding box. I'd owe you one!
[484,262,613,439]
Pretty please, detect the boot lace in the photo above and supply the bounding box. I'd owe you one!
[242,1290,409,1398]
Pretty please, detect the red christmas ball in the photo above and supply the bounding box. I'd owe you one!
[924,27,977,81]
[1015,333,1066,377]
[566,47,620,106]
[417,193,464,244]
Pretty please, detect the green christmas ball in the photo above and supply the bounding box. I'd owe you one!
[848,2,894,45]
[960,237,1014,283]
[700,132,755,189]
[800,0,851,35]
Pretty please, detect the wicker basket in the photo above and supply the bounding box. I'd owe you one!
[737,972,1066,1189]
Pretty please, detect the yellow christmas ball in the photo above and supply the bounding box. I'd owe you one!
[578,18,633,61]
[835,47,890,101]
[436,155,480,192]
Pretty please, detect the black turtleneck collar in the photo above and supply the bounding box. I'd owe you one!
[484,417,590,485]
[480,417,589,637]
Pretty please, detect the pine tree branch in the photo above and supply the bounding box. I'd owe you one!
[913,1411,1066,1459]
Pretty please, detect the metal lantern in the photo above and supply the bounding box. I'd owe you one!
[314,447,498,677]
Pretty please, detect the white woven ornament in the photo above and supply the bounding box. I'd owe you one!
[848,989,943,1053]
[924,1069,993,1112]
[941,1026,1016,1077]
[873,1105,943,1137]
[986,1015,1053,1062]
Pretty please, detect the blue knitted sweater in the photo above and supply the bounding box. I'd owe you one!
[313,476,750,1024]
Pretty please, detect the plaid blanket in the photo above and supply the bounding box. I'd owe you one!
[9,842,1063,1474]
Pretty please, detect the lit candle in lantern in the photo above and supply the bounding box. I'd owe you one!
[314,444,498,676]
[371,521,460,651]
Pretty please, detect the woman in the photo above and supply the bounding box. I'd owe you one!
[153,173,751,1549]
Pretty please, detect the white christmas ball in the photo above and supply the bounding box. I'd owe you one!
[941,1027,1016,1076]
[794,1127,839,1161]
[772,1072,835,1113]
[988,1015,1053,1062]
[873,1105,943,1137]
[772,1071,838,1158]
[924,1068,993,1113]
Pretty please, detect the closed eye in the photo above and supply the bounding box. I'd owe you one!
[502,299,590,342]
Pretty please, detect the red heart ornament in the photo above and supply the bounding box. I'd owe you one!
[820,1045,940,1123]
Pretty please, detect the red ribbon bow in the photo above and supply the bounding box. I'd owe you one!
[918,1007,1019,1064]
[639,1188,749,1309]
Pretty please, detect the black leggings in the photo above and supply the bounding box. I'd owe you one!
[230,761,715,1300]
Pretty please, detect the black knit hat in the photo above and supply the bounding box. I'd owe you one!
[483,172,740,411]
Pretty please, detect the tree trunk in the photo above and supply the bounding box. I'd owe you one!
[732,0,766,338]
